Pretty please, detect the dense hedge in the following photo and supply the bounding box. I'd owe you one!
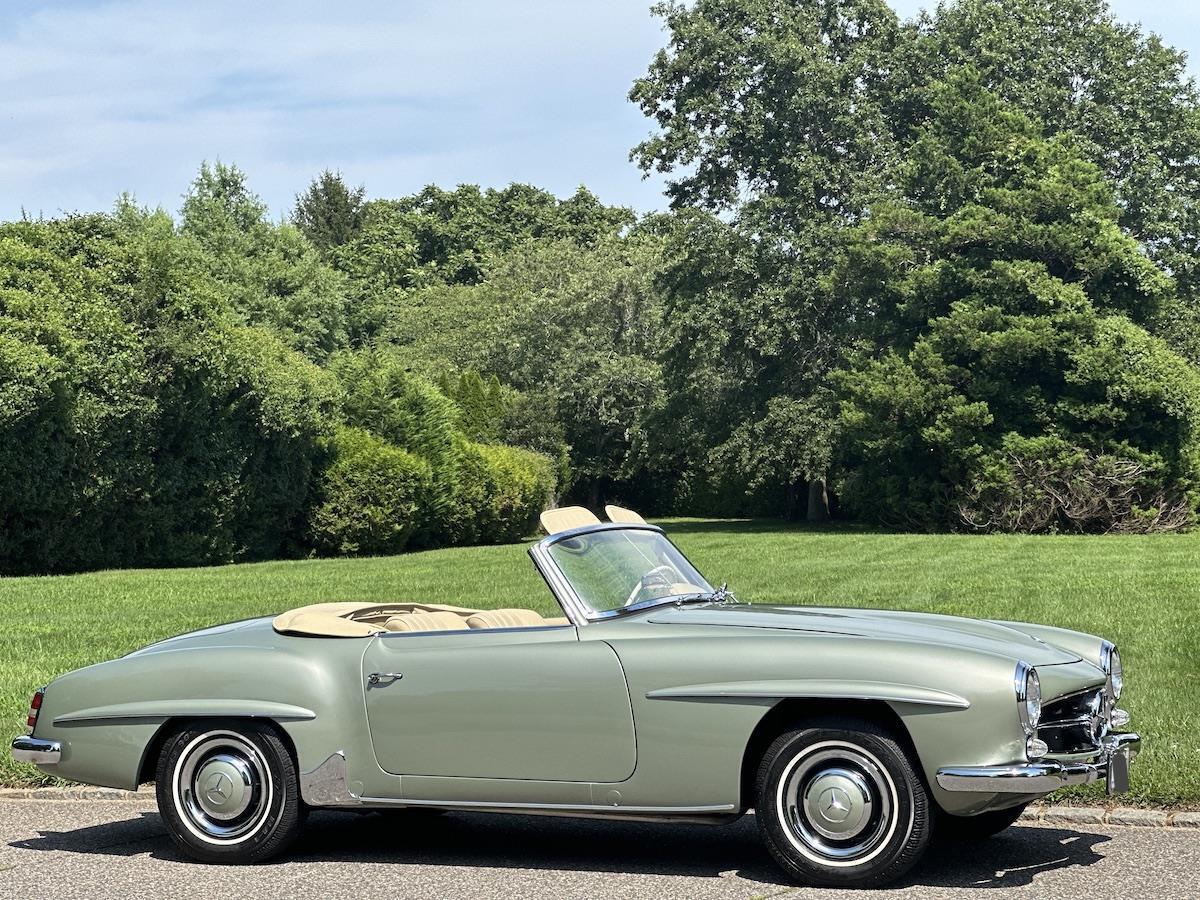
[0,216,340,575]
[441,440,558,546]
[0,207,557,575]
[306,427,434,556]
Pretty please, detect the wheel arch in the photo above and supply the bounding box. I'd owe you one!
[738,698,923,812]
[137,715,303,786]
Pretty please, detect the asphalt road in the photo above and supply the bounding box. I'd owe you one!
[1,799,1197,900]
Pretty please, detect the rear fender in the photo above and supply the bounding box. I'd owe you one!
[32,642,365,790]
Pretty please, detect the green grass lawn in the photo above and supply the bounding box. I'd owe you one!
[2,519,1196,806]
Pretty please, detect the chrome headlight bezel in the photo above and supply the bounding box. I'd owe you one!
[1100,640,1123,701]
[1014,661,1041,735]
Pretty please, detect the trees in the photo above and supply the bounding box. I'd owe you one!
[903,0,1200,312]
[0,212,339,574]
[182,163,352,361]
[292,170,367,254]
[630,0,1200,517]
[834,75,1200,531]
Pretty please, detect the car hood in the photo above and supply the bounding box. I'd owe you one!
[644,604,1081,666]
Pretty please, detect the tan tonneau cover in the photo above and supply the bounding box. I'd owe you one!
[273,601,479,637]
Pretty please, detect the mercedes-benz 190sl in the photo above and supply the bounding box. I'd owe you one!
[12,506,1140,887]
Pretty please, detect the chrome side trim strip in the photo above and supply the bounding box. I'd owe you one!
[646,681,970,709]
[299,752,361,807]
[54,699,317,725]
[937,732,1140,794]
[11,736,62,765]
[358,796,738,816]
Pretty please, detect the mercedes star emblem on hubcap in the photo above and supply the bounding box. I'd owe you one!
[205,771,232,805]
[819,786,852,822]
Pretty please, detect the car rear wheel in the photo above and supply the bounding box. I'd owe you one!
[937,803,1027,841]
[755,717,932,888]
[155,721,304,864]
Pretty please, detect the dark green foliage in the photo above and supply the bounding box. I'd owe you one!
[441,441,557,546]
[390,183,635,286]
[182,162,351,362]
[307,427,434,556]
[327,347,460,534]
[631,0,1200,517]
[292,170,367,254]
[383,234,669,506]
[834,77,1200,531]
[0,212,339,574]
[436,370,510,443]
[901,0,1200,305]
[325,348,561,546]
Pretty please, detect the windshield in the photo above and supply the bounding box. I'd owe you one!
[546,528,713,616]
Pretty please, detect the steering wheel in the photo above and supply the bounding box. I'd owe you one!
[623,564,680,607]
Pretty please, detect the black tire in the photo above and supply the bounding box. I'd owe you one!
[936,804,1027,841]
[754,716,932,888]
[155,720,305,864]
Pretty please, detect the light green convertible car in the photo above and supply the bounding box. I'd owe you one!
[13,506,1139,887]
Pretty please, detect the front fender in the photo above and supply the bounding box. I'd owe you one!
[993,621,1106,666]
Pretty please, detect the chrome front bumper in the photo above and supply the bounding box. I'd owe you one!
[11,736,62,765]
[936,732,1141,795]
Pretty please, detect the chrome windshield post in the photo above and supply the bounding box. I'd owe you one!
[528,540,592,626]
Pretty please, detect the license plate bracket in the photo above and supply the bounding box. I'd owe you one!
[1106,747,1131,795]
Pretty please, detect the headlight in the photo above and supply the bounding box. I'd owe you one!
[1101,641,1123,700]
[1014,661,1041,735]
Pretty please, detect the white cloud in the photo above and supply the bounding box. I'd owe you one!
[0,0,671,218]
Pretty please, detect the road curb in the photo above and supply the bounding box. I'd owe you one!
[0,787,146,801]
[0,788,1197,827]
[1019,803,1200,828]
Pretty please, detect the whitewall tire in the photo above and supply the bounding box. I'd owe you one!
[755,717,932,887]
[155,721,304,864]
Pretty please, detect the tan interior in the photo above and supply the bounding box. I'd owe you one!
[604,504,647,525]
[466,608,546,629]
[384,611,471,632]
[539,506,602,534]
[273,601,571,637]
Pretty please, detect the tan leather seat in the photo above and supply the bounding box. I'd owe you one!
[465,608,546,629]
[605,504,647,525]
[539,506,602,534]
[384,611,470,633]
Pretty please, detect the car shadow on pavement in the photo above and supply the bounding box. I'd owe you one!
[11,808,1110,890]
[903,827,1110,889]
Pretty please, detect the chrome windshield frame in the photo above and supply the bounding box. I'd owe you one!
[527,523,712,626]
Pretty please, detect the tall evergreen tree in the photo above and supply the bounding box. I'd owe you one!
[292,170,367,253]
[834,73,1200,531]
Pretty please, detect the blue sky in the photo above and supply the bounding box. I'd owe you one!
[1,1,1197,220]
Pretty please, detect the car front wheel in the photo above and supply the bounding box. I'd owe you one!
[755,717,932,888]
[155,720,305,864]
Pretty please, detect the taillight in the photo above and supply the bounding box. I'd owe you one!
[26,688,44,733]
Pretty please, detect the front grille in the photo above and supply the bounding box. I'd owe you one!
[1039,688,1107,754]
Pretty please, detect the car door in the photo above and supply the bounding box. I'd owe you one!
[361,624,637,783]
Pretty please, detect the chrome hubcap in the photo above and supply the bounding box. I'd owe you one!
[802,767,873,840]
[778,741,900,865]
[174,731,273,844]
[195,754,253,820]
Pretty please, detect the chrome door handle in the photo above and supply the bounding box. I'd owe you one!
[367,672,403,686]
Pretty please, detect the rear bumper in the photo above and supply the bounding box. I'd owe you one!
[936,732,1140,795]
[11,736,62,765]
